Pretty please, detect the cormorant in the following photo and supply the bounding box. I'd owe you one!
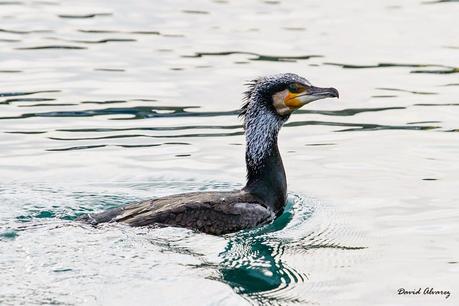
[77,73,338,235]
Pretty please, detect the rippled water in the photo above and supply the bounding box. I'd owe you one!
[1,0,458,305]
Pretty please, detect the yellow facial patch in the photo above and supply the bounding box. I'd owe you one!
[273,89,302,116]
[273,84,309,116]
[284,92,304,108]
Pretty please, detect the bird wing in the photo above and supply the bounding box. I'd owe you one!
[78,193,274,235]
[118,200,274,235]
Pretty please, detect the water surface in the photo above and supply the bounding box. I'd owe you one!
[1,0,458,305]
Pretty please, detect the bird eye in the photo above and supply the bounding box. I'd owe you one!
[288,83,305,93]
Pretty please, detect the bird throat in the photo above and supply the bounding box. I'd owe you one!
[243,103,287,214]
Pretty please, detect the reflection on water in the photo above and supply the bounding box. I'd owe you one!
[217,196,365,304]
[325,62,458,74]
[219,200,300,297]
[1,0,458,305]
[185,51,322,62]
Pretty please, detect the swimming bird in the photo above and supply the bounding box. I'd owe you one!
[77,73,338,235]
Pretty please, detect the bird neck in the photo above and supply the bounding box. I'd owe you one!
[242,104,287,214]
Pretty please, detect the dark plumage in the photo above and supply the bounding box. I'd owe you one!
[77,73,338,235]
[78,191,272,235]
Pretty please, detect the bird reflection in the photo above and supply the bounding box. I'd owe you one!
[216,200,311,304]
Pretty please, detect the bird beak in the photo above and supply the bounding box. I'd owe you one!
[277,85,339,115]
[290,86,339,107]
[308,86,339,99]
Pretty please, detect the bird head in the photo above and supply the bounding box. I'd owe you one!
[241,73,339,118]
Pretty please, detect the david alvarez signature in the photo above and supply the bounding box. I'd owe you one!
[398,287,451,299]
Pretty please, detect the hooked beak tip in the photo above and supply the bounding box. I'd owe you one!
[310,86,339,99]
[329,87,339,99]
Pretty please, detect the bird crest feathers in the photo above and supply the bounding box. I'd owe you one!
[239,78,261,120]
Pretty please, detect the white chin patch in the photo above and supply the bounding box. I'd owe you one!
[297,95,322,104]
[272,89,291,116]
